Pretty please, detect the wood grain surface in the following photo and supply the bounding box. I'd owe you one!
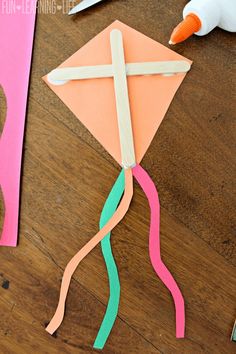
[0,0,235,353]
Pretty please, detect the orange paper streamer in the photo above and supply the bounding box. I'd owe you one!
[46,168,133,335]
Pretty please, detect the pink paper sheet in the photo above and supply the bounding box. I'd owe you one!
[0,1,37,246]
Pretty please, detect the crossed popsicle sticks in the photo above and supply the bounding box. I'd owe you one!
[48,29,191,168]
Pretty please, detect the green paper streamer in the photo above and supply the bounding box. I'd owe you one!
[93,169,124,349]
[231,321,236,342]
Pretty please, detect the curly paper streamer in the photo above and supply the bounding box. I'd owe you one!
[132,164,185,338]
[93,169,125,349]
[46,168,133,335]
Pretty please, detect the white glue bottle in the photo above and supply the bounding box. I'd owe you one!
[169,0,236,44]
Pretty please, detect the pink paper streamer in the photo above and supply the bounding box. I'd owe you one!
[0,1,37,246]
[132,164,185,338]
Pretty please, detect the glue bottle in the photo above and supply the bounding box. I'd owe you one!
[169,0,236,45]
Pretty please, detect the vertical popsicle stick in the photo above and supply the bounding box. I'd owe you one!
[110,29,136,169]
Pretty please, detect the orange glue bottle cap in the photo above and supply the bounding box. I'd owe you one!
[169,13,202,45]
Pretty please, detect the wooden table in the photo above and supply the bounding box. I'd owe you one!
[0,1,235,353]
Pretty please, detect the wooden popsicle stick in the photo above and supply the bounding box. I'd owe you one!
[48,65,112,82]
[48,60,190,82]
[127,60,191,75]
[110,29,136,169]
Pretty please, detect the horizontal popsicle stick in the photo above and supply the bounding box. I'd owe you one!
[47,60,191,83]
[128,61,191,75]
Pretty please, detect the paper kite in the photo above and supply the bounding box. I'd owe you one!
[43,21,192,349]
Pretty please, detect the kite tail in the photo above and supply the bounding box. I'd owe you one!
[93,169,125,349]
[132,164,185,338]
[46,168,133,336]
